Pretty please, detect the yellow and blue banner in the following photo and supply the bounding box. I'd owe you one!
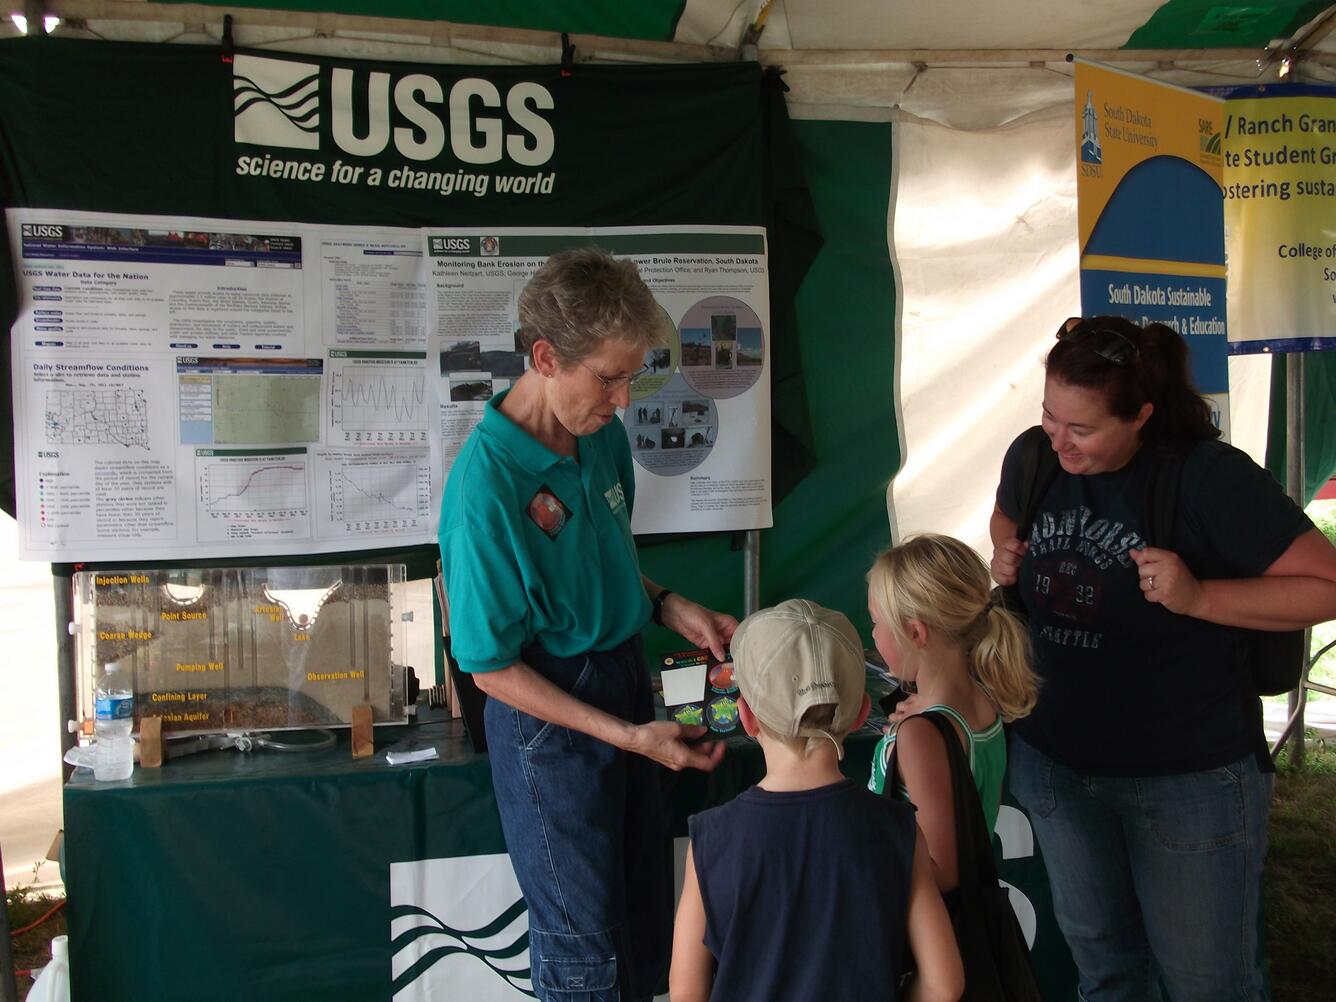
[1075,60,1227,407]
[1222,84,1336,355]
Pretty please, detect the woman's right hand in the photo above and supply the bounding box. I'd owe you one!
[990,537,1029,587]
[625,721,726,772]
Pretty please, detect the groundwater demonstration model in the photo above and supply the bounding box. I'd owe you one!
[73,565,411,736]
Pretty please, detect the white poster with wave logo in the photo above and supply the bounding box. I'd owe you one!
[389,854,534,1000]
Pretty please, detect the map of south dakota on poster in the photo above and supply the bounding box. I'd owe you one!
[45,387,149,448]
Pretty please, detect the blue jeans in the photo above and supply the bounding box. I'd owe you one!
[1008,735,1272,1001]
[485,635,671,1002]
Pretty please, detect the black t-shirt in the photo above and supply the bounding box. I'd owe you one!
[689,780,917,1002]
[997,434,1311,775]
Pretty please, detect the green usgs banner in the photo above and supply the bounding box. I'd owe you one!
[0,38,764,227]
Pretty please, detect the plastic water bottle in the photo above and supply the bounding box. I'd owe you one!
[94,660,134,781]
[28,934,70,1002]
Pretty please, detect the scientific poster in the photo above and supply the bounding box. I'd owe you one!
[8,209,770,560]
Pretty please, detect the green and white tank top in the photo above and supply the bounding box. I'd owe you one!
[867,704,1007,833]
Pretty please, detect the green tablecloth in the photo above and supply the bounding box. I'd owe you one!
[64,715,1076,1000]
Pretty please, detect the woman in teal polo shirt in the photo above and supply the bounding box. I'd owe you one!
[439,248,737,1002]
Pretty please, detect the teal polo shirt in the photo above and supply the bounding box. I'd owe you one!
[438,389,651,674]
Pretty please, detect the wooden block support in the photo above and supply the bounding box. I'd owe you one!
[351,704,375,759]
[139,715,164,769]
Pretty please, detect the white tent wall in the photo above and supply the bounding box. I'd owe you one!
[887,105,1272,554]
[681,0,1184,51]
[888,106,1080,555]
[778,54,1315,553]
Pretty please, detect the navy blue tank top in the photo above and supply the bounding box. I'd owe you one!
[688,780,917,1002]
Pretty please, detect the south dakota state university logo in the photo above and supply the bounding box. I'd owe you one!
[1081,90,1103,166]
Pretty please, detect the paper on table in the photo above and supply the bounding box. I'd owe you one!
[385,746,438,766]
[660,664,707,707]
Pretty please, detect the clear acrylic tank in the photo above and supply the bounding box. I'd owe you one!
[72,565,411,736]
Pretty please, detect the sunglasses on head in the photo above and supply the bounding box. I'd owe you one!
[1056,317,1139,367]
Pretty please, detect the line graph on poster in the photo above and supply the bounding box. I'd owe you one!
[328,350,429,445]
[199,451,309,519]
[329,457,432,532]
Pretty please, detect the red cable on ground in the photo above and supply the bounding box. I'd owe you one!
[9,898,65,938]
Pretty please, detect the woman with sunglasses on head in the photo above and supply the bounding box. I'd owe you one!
[439,248,738,1002]
[990,315,1336,1002]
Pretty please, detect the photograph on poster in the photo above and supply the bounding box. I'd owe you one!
[439,340,481,373]
[680,328,711,366]
[449,379,493,402]
[682,400,710,424]
[737,330,763,366]
[480,350,525,378]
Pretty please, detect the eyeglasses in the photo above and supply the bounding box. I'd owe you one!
[579,360,649,392]
[1056,317,1139,367]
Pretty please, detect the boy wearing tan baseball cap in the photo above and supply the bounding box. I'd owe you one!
[669,600,963,1002]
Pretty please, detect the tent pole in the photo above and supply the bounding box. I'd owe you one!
[1284,353,1307,765]
[0,841,16,1002]
[23,0,44,35]
[743,529,760,618]
[54,569,78,780]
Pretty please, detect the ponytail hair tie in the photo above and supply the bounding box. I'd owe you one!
[967,596,998,639]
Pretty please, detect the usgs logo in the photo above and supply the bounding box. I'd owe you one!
[432,237,473,254]
[21,224,64,239]
[390,854,533,999]
[233,54,555,167]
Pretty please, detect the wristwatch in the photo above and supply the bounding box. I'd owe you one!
[651,588,674,626]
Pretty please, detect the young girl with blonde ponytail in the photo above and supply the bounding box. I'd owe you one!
[866,533,1038,891]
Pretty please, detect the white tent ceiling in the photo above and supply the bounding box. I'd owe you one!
[8,1,1331,131]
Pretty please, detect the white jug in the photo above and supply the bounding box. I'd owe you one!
[28,934,70,1002]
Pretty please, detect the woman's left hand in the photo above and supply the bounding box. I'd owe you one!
[662,596,738,662]
[887,692,925,726]
[1130,546,1202,616]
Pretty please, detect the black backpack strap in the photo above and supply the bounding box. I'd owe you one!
[994,426,1058,616]
[1145,444,1186,549]
[1014,425,1059,542]
[922,711,999,888]
[878,711,998,887]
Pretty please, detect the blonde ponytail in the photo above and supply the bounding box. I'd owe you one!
[969,604,1038,722]
[868,534,1038,721]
